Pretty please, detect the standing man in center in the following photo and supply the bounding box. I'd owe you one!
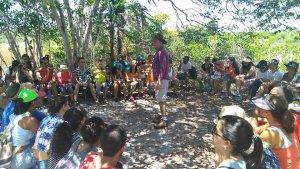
[152,33,170,129]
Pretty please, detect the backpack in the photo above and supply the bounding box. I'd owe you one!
[0,125,13,168]
[55,139,97,169]
[189,66,198,79]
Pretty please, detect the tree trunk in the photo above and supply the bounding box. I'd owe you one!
[50,1,73,67]
[109,22,115,63]
[5,32,21,61]
[63,0,79,61]
[117,13,126,57]
[82,0,101,59]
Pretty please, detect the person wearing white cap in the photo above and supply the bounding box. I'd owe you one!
[57,64,75,101]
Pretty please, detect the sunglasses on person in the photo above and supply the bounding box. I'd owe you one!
[211,124,230,141]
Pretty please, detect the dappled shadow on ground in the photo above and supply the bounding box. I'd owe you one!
[81,90,252,169]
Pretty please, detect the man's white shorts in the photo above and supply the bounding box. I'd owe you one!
[155,79,169,102]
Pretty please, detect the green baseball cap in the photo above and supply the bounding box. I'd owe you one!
[18,89,39,103]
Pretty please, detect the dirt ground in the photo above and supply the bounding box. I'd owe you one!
[80,90,253,169]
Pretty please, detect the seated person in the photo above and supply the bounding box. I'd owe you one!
[221,57,240,97]
[128,60,143,101]
[4,60,20,85]
[145,54,155,91]
[252,95,300,169]
[256,59,284,97]
[282,61,300,84]
[177,56,192,83]
[21,54,37,72]
[56,65,75,101]
[92,58,108,102]
[168,58,179,92]
[80,125,127,169]
[137,54,146,83]
[36,55,57,98]
[111,63,128,102]
[248,60,269,99]
[236,57,256,90]
[55,116,105,169]
[73,57,98,103]
[201,57,214,91]
[210,58,226,96]
[16,63,33,84]
[212,115,263,169]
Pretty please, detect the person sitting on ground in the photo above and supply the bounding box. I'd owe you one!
[256,59,284,97]
[236,57,256,91]
[212,115,263,169]
[36,55,57,98]
[55,116,106,169]
[221,57,240,98]
[16,62,34,84]
[201,57,214,92]
[56,64,75,101]
[248,60,269,99]
[210,57,226,96]
[80,125,127,169]
[177,56,192,85]
[4,60,20,84]
[252,95,300,168]
[92,58,108,103]
[33,95,70,168]
[128,60,143,101]
[73,57,98,103]
[21,54,37,72]
[111,63,128,102]
[48,107,88,169]
[10,89,41,169]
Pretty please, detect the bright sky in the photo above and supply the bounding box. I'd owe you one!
[138,0,300,31]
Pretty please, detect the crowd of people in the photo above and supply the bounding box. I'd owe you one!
[1,32,300,169]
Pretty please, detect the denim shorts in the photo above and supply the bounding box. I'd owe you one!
[58,85,74,94]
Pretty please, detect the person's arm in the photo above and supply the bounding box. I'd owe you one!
[270,71,283,87]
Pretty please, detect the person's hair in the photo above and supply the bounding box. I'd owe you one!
[77,57,85,63]
[212,57,218,63]
[50,107,88,155]
[228,57,239,75]
[100,125,127,157]
[48,95,69,114]
[183,56,189,61]
[219,115,263,169]
[130,64,138,73]
[80,116,106,144]
[14,98,34,115]
[269,95,294,133]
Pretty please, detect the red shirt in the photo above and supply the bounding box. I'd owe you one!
[39,67,54,84]
[57,71,74,85]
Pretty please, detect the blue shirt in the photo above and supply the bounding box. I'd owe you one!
[0,101,15,132]
[33,114,63,152]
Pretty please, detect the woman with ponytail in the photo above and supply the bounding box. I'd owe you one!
[33,95,70,168]
[48,107,87,169]
[212,115,263,169]
[252,95,300,169]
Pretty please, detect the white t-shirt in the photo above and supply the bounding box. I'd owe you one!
[181,61,192,72]
[257,70,268,79]
[216,159,246,169]
[267,69,284,81]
